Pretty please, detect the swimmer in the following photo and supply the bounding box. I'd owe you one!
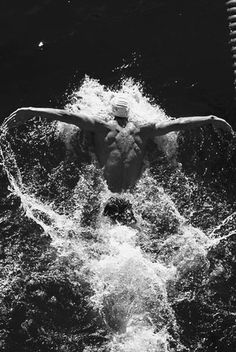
[2,94,234,193]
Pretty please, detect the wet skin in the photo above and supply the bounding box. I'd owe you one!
[93,118,149,192]
[2,107,234,193]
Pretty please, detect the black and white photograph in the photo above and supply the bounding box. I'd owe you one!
[0,1,236,351]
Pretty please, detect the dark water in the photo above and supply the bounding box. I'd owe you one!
[0,1,236,352]
[0,0,234,117]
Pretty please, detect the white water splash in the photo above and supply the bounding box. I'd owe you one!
[1,76,233,351]
[57,76,178,159]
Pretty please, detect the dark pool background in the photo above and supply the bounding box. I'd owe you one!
[0,0,234,118]
[1,1,236,352]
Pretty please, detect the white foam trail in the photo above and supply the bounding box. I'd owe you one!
[88,223,176,351]
[203,211,236,248]
[108,327,170,352]
[207,230,236,248]
[2,76,230,351]
[209,211,236,237]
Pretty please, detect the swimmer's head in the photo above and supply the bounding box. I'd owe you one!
[111,94,130,119]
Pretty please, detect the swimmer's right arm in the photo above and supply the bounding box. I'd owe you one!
[2,107,105,132]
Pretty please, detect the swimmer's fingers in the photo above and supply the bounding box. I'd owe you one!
[2,111,20,130]
[2,108,33,130]
[213,118,234,136]
[2,114,15,130]
[2,110,24,129]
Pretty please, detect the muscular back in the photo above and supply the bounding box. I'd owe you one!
[93,121,148,193]
[3,107,233,193]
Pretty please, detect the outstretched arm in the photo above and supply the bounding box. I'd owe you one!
[2,107,106,132]
[152,115,234,136]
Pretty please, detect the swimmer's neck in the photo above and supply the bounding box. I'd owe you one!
[114,116,129,128]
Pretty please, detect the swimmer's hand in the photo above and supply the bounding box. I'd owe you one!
[211,116,234,135]
[2,108,34,131]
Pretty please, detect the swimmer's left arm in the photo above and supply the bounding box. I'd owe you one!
[152,115,234,136]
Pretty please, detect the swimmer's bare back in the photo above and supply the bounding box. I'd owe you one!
[92,115,234,192]
[2,107,147,192]
[96,121,148,192]
[2,107,234,193]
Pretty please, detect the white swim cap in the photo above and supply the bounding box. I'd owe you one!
[111,94,130,118]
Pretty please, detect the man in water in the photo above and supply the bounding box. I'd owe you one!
[2,94,234,193]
